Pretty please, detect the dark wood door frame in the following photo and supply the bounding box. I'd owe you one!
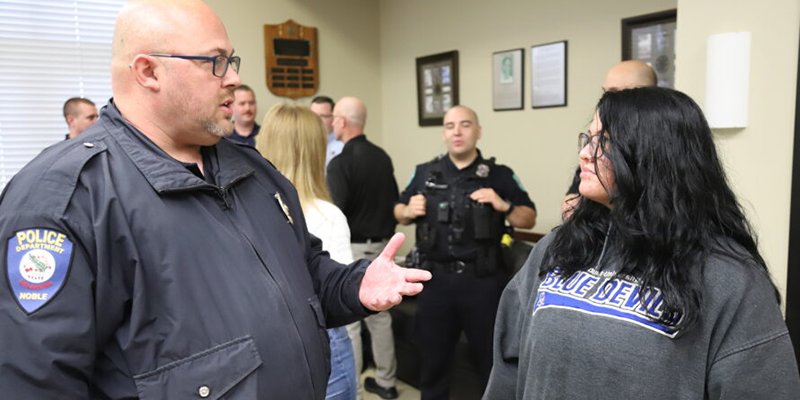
[785,27,800,368]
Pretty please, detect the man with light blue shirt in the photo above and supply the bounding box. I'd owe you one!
[311,96,344,166]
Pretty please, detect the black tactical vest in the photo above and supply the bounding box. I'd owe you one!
[415,156,505,274]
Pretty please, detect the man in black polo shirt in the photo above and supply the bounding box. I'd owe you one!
[395,105,536,399]
[328,96,400,399]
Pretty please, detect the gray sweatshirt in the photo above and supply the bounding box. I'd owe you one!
[484,233,800,399]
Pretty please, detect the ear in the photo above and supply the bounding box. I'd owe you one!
[477,125,482,141]
[65,115,75,126]
[129,54,161,91]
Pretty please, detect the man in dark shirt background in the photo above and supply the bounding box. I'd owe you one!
[327,96,400,399]
[227,84,259,146]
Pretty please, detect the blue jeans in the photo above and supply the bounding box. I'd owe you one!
[326,326,357,400]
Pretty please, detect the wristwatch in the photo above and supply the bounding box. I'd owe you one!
[504,202,515,216]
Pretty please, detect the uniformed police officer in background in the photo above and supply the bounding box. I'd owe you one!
[0,0,431,398]
[394,106,536,399]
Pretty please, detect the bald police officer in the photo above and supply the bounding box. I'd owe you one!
[395,106,536,399]
[0,1,430,398]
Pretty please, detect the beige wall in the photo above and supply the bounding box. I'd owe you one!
[379,0,676,249]
[205,0,383,139]
[675,0,799,299]
[206,0,800,295]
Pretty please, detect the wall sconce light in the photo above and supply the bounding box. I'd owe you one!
[705,32,751,129]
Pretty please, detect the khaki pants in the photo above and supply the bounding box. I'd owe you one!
[347,240,397,396]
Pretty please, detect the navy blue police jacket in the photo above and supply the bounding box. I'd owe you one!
[0,100,371,399]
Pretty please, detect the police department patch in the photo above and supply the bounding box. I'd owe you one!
[7,228,73,314]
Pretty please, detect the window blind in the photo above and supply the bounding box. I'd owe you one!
[0,0,126,188]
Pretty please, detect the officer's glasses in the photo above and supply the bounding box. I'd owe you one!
[578,132,607,160]
[146,53,241,77]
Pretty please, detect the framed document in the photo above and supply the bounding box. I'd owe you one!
[493,48,524,111]
[416,50,459,126]
[622,9,677,88]
[530,41,567,109]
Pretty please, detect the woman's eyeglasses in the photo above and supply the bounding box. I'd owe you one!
[578,132,606,159]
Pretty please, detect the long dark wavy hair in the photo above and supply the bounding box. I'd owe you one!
[544,87,775,331]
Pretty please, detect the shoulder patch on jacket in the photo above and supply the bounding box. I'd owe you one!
[6,228,74,314]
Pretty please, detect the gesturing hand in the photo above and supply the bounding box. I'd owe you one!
[359,233,432,311]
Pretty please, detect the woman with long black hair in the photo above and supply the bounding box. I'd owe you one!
[484,87,800,399]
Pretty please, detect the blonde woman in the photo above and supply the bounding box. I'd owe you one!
[256,103,357,400]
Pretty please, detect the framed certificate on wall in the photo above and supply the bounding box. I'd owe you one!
[530,40,567,109]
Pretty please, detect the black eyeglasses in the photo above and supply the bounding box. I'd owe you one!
[147,53,241,77]
[578,132,606,159]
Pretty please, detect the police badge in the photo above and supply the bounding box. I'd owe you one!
[274,192,294,225]
[476,163,490,178]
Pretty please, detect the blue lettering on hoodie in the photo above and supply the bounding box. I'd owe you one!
[533,269,682,338]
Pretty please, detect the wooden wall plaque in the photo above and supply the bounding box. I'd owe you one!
[264,20,319,99]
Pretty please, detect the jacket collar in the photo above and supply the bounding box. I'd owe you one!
[101,99,254,193]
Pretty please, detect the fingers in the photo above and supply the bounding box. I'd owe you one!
[404,196,426,219]
[403,267,432,282]
[398,282,425,296]
[364,293,403,311]
[364,299,383,312]
[378,232,405,260]
[470,188,490,202]
[411,195,426,215]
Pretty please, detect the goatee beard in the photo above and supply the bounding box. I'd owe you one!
[203,117,233,138]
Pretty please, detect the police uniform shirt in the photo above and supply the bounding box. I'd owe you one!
[397,151,535,262]
[0,100,370,399]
